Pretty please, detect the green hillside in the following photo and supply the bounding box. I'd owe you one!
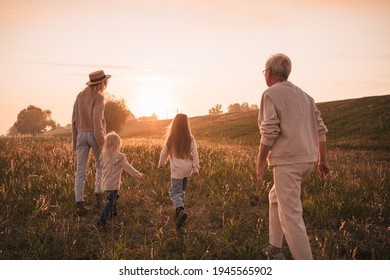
[316,95,390,150]
[120,95,390,150]
[48,95,389,150]
[121,110,260,145]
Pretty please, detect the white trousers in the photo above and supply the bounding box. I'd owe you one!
[269,162,314,260]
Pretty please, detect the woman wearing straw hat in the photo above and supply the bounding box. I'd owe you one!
[72,70,111,216]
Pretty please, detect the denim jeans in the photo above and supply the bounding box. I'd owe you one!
[100,191,118,221]
[169,178,188,209]
[74,131,102,202]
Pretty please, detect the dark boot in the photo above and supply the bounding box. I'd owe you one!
[75,201,88,217]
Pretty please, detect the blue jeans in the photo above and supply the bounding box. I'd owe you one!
[169,178,188,209]
[100,191,118,221]
[74,131,102,202]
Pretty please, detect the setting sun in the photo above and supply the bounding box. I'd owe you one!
[131,83,177,120]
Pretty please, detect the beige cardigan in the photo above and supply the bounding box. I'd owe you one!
[258,81,328,167]
[72,88,106,151]
[101,152,143,191]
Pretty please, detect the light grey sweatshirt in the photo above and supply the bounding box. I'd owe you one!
[258,81,328,167]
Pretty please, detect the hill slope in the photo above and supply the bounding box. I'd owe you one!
[120,95,390,150]
[121,110,260,145]
[316,95,390,150]
[47,95,389,150]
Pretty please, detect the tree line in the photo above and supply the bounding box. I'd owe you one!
[7,94,134,136]
[209,102,259,115]
[7,98,260,136]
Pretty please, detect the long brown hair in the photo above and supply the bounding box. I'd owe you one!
[165,114,193,160]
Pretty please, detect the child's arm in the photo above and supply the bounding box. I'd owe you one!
[158,145,169,168]
[121,157,143,179]
[191,138,200,176]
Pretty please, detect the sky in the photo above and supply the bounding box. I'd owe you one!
[1,0,389,135]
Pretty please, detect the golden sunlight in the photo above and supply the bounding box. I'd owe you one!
[132,84,176,120]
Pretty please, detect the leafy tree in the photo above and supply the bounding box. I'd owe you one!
[209,104,223,115]
[104,94,135,133]
[228,103,241,113]
[241,102,250,112]
[7,125,19,136]
[13,105,56,136]
[228,102,259,113]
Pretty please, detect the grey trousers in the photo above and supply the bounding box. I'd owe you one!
[74,131,102,202]
[169,178,188,209]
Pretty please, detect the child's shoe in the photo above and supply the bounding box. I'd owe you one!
[175,207,187,229]
[97,218,106,228]
[109,210,118,218]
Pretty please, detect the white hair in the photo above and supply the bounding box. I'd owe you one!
[266,53,292,79]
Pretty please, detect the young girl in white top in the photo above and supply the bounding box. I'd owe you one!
[98,132,144,227]
[158,114,200,228]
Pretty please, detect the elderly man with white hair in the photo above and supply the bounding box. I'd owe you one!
[257,53,330,260]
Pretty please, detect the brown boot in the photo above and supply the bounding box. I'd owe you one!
[75,201,88,217]
[95,193,103,210]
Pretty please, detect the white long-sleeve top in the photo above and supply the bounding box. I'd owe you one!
[258,81,328,167]
[158,137,200,179]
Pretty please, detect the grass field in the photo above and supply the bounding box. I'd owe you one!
[0,136,389,260]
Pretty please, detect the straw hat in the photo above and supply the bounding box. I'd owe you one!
[86,70,111,85]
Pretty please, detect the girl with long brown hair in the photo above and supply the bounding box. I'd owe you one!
[158,113,200,228]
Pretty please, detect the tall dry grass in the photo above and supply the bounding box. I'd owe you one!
[0,137,388,259]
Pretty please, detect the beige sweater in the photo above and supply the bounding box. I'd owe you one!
[72,88,106,150]
[258,81,328,167]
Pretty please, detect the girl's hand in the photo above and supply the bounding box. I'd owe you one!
[192,171,199,177]
[138,173,144,180]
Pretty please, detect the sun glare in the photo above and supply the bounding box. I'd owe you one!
[132,84,176,120]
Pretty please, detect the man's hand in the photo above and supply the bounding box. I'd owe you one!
[318,141,330,182]
[256,162,265,187]
[257,143,272,188]
[318,161,330,182]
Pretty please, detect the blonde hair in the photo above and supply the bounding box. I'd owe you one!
[165,113,193,160]
[84,80,108,95]
[101,131,122,165]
